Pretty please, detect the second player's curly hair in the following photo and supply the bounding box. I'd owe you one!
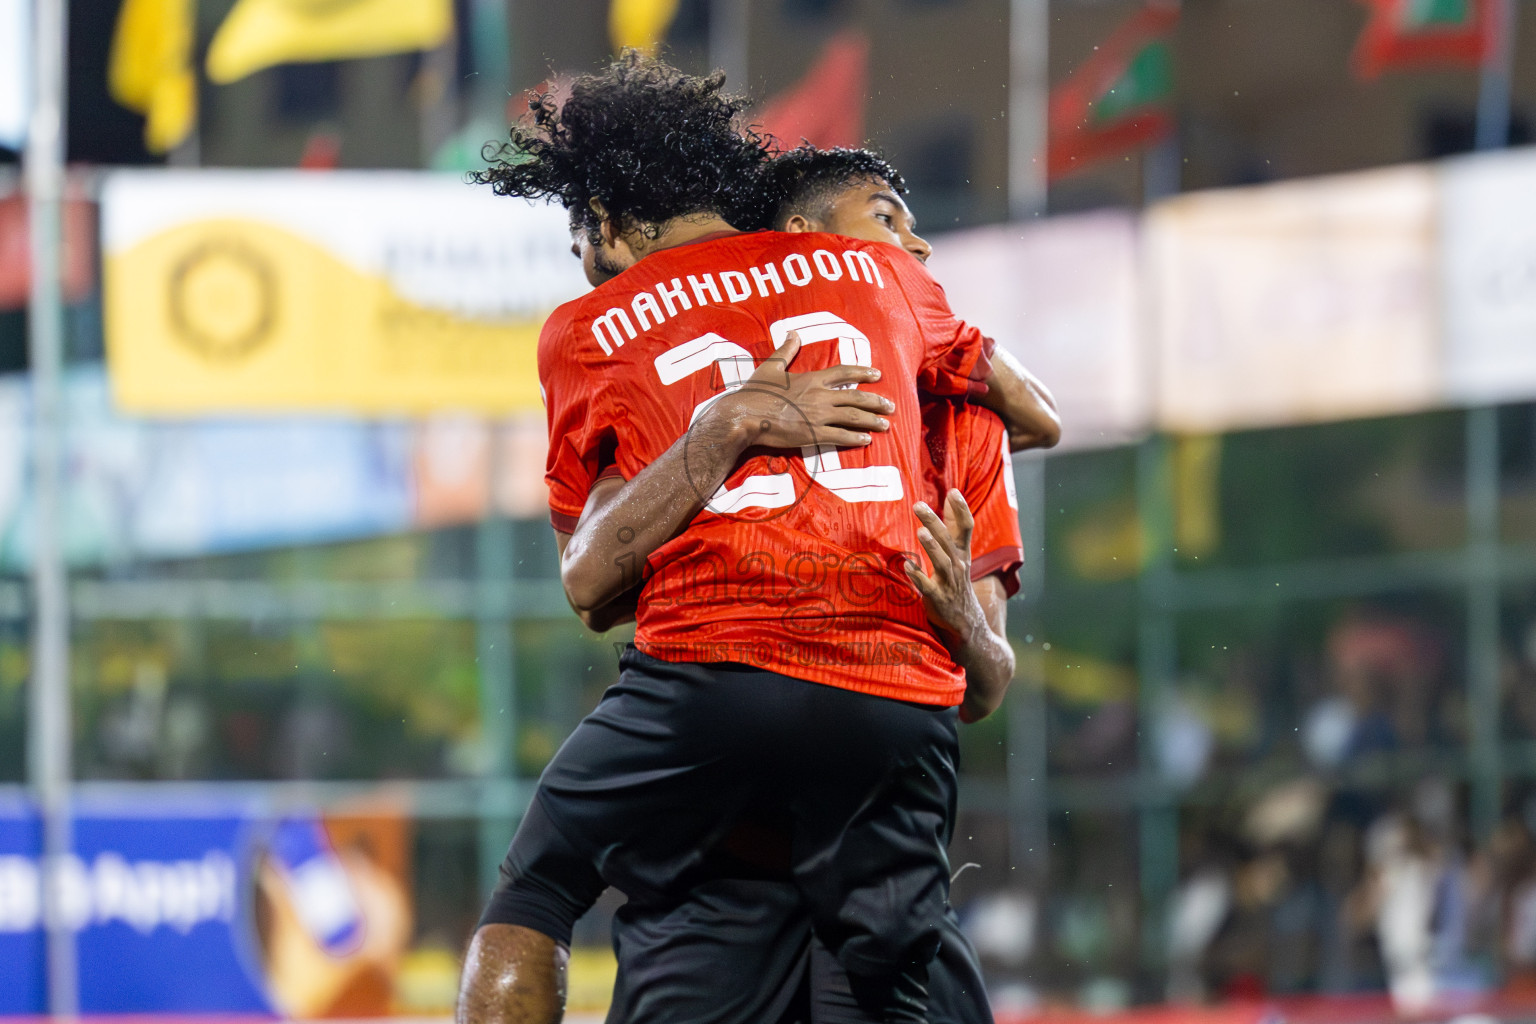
[754,147,908,230]
[474,52,771,241]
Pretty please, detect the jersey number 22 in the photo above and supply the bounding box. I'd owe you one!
[652,312,904,514]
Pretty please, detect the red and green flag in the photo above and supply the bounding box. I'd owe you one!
[754,31,870,150]
[1352,0,1498,79]
[1048,3,1180,181]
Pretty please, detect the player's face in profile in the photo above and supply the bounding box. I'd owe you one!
[569,223,636,287]
[570,227,610,287]
[805,178,933,263]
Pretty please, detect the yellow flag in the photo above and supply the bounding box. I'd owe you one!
[108,0,196,154]
[1173,434,1222,558]
[207,0,452,85]
[609,0,680,55]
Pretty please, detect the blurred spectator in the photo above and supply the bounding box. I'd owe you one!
[1303,614,1447,770]
[1152,690,1214,786]
[1051,698,1137,776]
[1317,818,1380,994]
[1503,622,1536,741]
[96,660,211,779]
[1364,812,1440,1011]
[1493,799,1536,996]
[1167,862,1231,1002]
[1347,781,1483,1012]
[964,889,1040,1014]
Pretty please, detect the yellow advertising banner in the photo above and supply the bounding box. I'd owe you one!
[102,170,588,416]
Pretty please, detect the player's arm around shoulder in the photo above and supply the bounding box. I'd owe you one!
[980,347,1062,453]
[552,525,639,632]
[878,244,1061,452]
[557,333,889,619]
[904,490,1016,723]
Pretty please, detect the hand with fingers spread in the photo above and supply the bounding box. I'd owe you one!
[904,488,987,646]
[709,330,893,451]
[905,488,1016,723]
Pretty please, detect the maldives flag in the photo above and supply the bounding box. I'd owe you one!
[1048,4,1179,181]
[1352,0,1497,79]
[755,31,870,150]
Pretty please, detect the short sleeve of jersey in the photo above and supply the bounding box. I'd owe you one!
[882,251,996,399]
[540,307,616,533]
[958,406,1024,598]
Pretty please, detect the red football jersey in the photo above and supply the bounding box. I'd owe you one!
[540,231,993,706]
[922,400,1024,598]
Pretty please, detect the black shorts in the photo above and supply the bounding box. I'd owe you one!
[606,880,994,1024]
[482,647,959,983]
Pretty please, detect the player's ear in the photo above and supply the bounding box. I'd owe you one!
[590,199,619,246]
[782,213,815,234]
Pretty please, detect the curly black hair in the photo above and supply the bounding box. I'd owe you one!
[754,146,907,231]
[474,52,771,242]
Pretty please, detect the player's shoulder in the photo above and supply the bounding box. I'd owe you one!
[539,268,645,340]
[536,298,582,364]
[537,289,625,380]
[635,229,791,268]
[622,229,900,279]
[823,235,944,300]
[704,229,902,264]
[785,231,909,264]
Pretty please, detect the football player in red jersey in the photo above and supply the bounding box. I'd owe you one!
[561,147,1042,722]
[473,198,1017,1024]
[459,55,1048,1024]
[590,150,1033,1024]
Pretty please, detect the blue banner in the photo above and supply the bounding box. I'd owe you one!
[0,802,45,1015]
[0,800,274,1014]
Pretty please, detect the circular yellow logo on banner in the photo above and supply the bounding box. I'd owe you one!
[169,240,276,362]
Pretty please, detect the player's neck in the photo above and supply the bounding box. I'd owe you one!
[626,214,739,259]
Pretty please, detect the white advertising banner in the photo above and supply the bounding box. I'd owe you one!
[927,210,1149,449]
[1147,166,1439,433]
[1441,147,1536,405]
[0,0,25,151]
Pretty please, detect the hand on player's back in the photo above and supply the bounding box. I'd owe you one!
[707,330,894,451]
[905,490,988,647]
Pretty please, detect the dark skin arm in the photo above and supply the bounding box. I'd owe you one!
[905,489,1015,722]
[457,924,567,1024]
[560,332,891,615]
[554,525,637,632]
[978,348,1061,453]
[963,575,1012,722]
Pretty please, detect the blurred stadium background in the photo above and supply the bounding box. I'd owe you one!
[4,0,1536,1021]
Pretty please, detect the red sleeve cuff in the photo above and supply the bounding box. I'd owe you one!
[965,336,996,400]
[549,465,627,533]
[971,545,1023,598]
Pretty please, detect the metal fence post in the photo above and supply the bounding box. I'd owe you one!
[24,0,76,1014]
